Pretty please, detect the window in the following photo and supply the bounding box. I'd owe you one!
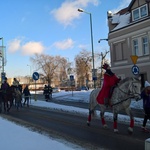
[133,39,139,55]
[132,4,148,21]
[113,42,127,61]
[140,5,147,17]
[133,9,139,20]
[142,37,149,55]
[132,36,149,56]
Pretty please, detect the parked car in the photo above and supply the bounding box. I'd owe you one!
[81,86,88,91]
[76,86,88,91]
[52,87,61,93]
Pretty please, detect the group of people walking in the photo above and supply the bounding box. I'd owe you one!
[1,76,53,107]
[1,77,31,108]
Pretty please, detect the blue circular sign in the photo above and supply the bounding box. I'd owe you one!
[132,65,139,75]
[32,72,39,81]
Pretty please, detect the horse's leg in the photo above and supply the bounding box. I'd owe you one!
[125,107,134,134]
[100,104,107,128]
[87,109,94,126]
[7,100,12,112]
[113,111,119,133]
[0,100,2,113]
[4,102,6,112]
[87,92,98,126]
[6,101,9,112]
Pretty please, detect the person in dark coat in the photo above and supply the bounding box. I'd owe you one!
[48,84,53,99]
[43,85,53,101]
[96,63,120,106]
[141,81,150,132]
[43,85,49,101]
[1,77,10,94]
[23,85,31,107]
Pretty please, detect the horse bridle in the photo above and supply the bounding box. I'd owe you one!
[112,81,141,106]
[118,80,140,96]
[115,80,141,103]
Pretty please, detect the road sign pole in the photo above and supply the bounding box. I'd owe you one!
[34,80,37,101]
[32,72,39,101]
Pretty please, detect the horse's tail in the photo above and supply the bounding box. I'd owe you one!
[89,88,100,116]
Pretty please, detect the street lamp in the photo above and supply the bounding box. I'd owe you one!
[78,8,96,88]
[98,39,108,43]
[27,64,31,84]
[0,37,5,83]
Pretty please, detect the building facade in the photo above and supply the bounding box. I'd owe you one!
[107,0,150,88]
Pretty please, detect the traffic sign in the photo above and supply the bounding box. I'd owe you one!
[93,77,97,81]
[70,75,74,81]
[132,65,139,75]
[1,72,5,83]
[130,55,138,64]
[32,72,39,81]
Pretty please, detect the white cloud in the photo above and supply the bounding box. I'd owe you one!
[51,0,99,26]
[78,44,88,49]
[7,38,44,55]
[22,42,44,55]
[8,39,21,53]
[54,38,74,50]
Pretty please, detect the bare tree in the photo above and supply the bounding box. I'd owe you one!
[97,50,109,87]
[75,50,92,87]
[30,54,68,86]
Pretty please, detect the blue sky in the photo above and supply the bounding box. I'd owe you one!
[0,0,131,78]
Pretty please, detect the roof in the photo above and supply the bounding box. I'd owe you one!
[128,0,136,10]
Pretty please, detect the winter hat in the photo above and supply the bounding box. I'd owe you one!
[102,63,109,70]
[144,81,150,88]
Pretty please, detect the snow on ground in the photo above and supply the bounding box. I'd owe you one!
[0,90,148,150]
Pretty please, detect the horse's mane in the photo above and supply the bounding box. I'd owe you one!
[119,77,140,86]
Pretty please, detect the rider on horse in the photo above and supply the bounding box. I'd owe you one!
[97,63,121,107]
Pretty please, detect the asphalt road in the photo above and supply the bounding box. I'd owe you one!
[0,93,149,150]
[33,93,144,119]
[2,105,150,150]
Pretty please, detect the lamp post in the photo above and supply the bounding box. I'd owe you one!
[78,8,96,88]
[0,37,5,84]
[27,64,31,84]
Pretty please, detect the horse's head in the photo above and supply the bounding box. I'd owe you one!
[129,77,141,101]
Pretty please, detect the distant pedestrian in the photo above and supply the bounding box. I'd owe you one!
[43,85,53,101]
[1,77,10,94]
[23,85,31,107]
[141,81,150,132]
[48,84,53,100]
[43,85,49,101]
[13,78,19,87]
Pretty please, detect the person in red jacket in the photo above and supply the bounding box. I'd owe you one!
[97,63,120,106]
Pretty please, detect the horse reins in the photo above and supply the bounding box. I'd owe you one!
[111,81,140,106]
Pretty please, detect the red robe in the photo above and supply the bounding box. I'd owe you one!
[97,73,120,104]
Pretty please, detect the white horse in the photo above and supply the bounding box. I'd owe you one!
[87,77,141,134]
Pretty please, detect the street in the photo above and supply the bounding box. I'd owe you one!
[1,99,150,150]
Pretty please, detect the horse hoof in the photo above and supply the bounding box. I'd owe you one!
[103,124,108,129]
[114,129,119,133]
[128,127,133,134]
[87,121,90,126]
